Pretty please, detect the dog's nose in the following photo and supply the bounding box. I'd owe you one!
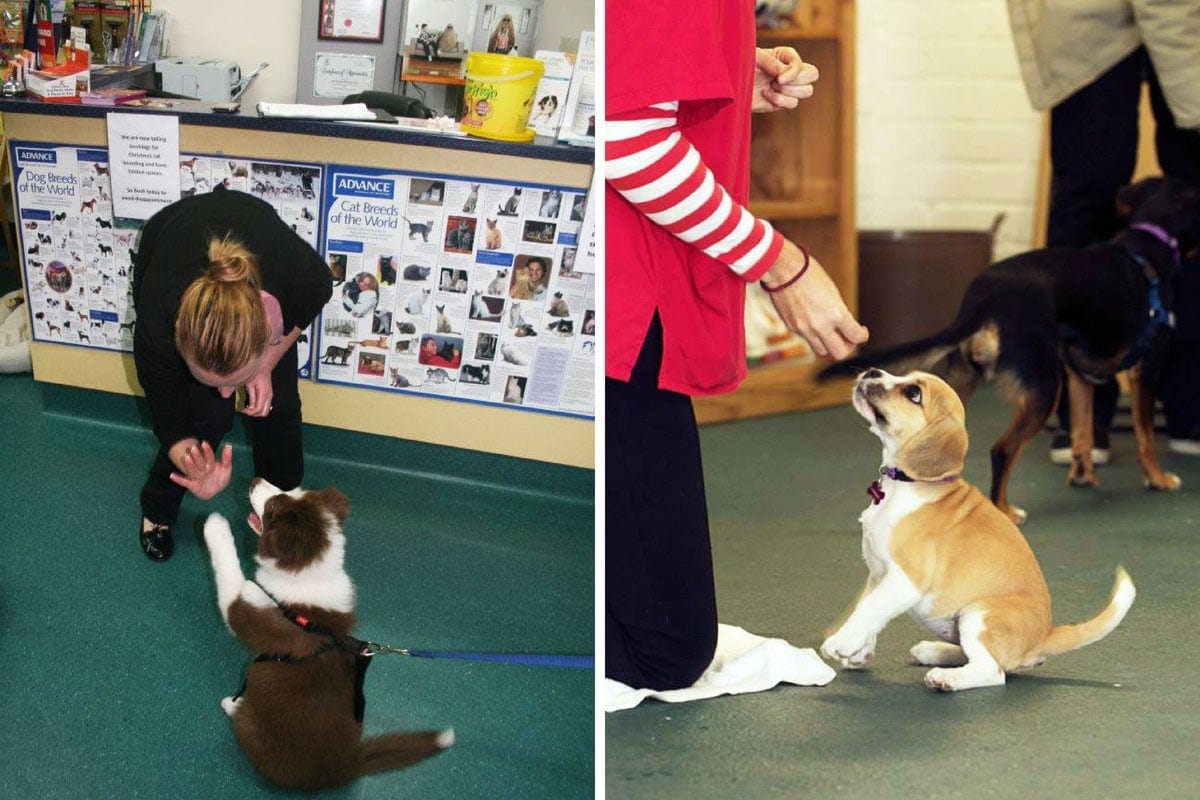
[861,368,883,380]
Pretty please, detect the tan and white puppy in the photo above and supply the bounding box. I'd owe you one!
[203,478,453,791]
[820,369,1136,691]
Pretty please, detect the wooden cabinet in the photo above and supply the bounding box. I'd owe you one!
[694,0,857,424]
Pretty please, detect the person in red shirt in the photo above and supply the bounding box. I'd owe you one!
[606,0,869,692]
[419,336,462,368]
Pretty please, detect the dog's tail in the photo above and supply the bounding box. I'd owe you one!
[356,728,454,777]
[1038,567,1136,657]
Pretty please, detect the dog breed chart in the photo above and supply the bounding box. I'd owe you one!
[317,166,595,417]
[10,142,322,375]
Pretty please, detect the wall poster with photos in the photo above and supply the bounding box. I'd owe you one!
[317,165,595,417]
[9,141,324,376]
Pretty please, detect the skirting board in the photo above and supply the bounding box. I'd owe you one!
[29,342,593,468]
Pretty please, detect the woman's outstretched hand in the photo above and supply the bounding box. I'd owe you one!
[761,240,869,359]
[169,440,233,500]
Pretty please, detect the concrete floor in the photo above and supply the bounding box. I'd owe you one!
[607,387,1200,799]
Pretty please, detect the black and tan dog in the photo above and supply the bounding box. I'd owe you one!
[822,177,1200,523]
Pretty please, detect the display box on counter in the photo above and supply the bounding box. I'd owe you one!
[26,63,91,103]
[25,42,92,103]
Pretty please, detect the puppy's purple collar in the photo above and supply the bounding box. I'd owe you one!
[868,467,959,505]
[1130,223,1181,268]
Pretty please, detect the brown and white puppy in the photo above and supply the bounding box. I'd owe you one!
[203,479,453,791]
[820,369,1136,691]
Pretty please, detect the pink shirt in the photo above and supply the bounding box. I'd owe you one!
[261,290,285,346]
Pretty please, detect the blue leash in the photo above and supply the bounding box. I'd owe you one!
[252,581,592,670]
[401,649,593,669]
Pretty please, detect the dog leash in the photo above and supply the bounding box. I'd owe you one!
[251,581,594,670]
[363,641,593,669]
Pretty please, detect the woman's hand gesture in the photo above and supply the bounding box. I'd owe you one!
[169,440,233,500]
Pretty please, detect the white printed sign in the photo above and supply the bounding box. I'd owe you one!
[105,113,181,220]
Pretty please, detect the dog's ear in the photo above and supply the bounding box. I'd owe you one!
[1116,177,1164,217]
[317,487,350,522]
[896,415,968,480]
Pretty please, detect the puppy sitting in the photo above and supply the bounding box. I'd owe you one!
[203,479,453,791]
[820,369,1136,691]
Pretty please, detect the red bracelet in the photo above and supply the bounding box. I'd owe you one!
[758,245,810,293]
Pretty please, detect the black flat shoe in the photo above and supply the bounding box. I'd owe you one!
[140,521,174,562]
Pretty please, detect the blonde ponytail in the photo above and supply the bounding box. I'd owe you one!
[175,235,269,377]
[207,234,262,287]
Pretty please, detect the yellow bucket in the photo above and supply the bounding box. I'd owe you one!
[461,53,545,143]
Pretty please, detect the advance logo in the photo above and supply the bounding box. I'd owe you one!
[15,147,58,167]
[334,174,394,200]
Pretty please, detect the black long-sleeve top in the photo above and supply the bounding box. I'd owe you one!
[132,189,332,449]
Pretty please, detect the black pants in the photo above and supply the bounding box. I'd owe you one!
[606,317,718,691]
[1048,47,1200,436]
[140,346,304,526]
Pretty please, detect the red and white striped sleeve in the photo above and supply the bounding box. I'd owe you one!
[605,101,784,282]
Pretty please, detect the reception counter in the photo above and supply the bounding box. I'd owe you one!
[1,98,595,468]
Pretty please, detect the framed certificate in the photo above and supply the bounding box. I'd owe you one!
[313,52,377,98]
[318,0,386,43]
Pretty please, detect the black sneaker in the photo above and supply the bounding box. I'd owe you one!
[1049,431,1111,466]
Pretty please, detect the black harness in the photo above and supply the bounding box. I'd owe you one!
[233,581,372,723]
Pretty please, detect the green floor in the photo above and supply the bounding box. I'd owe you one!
[0,374,594,799]
[608,387,1200,799]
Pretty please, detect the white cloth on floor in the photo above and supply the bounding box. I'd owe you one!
[605,623,836,712]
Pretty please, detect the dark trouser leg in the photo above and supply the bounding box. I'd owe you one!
[1147,61,1200,438]
[1161,262,1200,438]
[606,316,718,691]
[140,380,236,526]
[243,344,305,490]
[1047,49,1143,434]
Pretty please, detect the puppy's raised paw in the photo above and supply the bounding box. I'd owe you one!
[203,513,234,549]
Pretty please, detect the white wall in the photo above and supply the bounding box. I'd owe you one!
[151,0,300,107]
[152,0,593,108]
[536,0,592,52]
[856,0,1042,258]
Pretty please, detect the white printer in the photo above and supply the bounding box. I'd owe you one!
[154,58,268,102]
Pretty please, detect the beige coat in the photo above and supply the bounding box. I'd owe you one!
[1006,0,1200,128]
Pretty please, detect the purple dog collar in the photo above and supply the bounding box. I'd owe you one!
[1130,222,1181,268]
